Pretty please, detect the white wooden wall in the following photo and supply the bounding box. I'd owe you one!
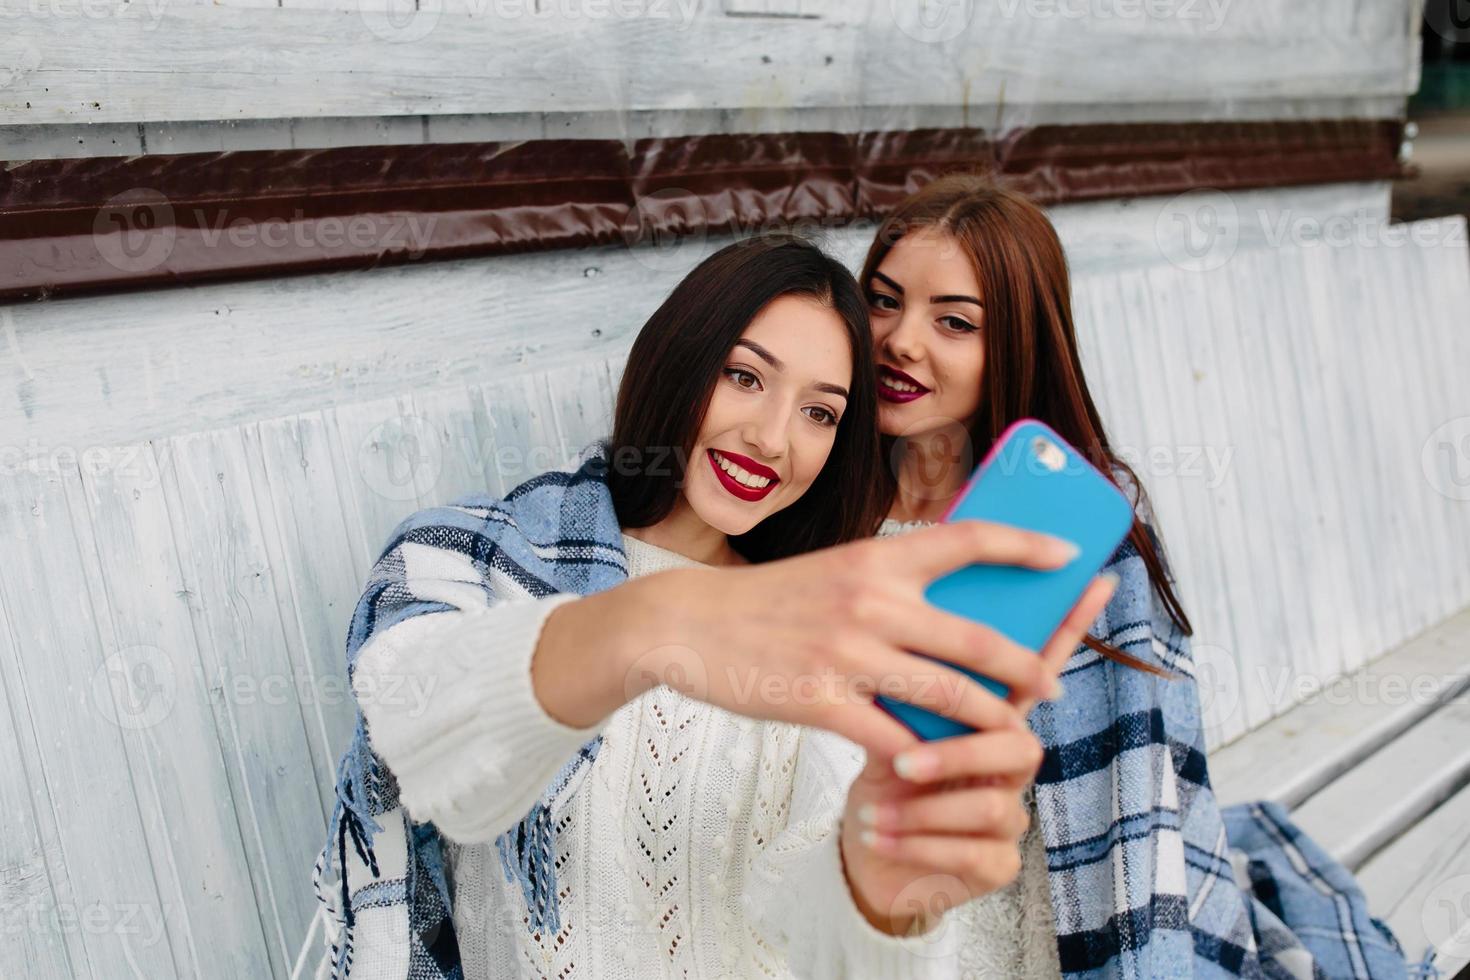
[1,0,1420,158]
[2,181,1468,977]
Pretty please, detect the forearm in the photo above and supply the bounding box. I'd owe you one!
[532,566,701,728]
[354,595,615,843]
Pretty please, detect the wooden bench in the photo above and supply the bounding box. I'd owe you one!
[1213,607,1470,974]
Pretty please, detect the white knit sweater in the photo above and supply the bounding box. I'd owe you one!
[352,526,1060,979]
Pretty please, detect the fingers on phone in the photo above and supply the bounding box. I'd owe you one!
[919,610,1051,702]
[900,520,1077,579]
[892,729,1044,786]
[861,833,1024,892]
[864,787,1029,839]
[820,699,920,762]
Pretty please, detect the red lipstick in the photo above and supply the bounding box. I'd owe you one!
[707,449,780,502]
[877,365,931,404]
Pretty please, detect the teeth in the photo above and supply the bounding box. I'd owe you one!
[712,452,771,489]
[881,375,921,393]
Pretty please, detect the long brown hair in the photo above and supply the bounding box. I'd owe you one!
[609,233,886,563]
[860,174,1191,672]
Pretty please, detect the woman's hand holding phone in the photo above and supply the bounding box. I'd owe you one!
[631,518,1091,761]
[836,571,1117,937]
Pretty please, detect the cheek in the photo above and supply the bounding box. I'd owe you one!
[789,429,839,490]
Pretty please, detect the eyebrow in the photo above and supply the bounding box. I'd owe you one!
[871,271,982,308]
[734,339,849,400]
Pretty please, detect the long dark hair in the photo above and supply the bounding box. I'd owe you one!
[861,175,1192,673]
[609,234,886,562]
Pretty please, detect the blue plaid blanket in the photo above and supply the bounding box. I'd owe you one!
[312,439,1419,978]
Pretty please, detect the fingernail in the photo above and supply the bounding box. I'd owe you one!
[1101,571,1120,589]
[1049,677,1066,700]
[859,829,892,852]
[894,750,937,781]
[860,829,879,849]
[1053,540,1081,563]
[857,803,879,826]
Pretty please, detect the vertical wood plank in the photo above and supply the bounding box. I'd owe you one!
[1171,266,1272,737]
[1138,263,1249,746]
[0,592,77,980]
[255,412,372,813]
[0,462,179,979]
[74,441,275,979]
[162,428,329,977]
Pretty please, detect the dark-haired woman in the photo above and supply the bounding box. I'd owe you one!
[859,175,1413,979]
[312,234,1117,979]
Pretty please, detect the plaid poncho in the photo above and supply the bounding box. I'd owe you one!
[312,439,1417,979]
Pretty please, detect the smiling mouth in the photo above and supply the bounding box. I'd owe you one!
[877,365,930,402]
[707,449,779,502]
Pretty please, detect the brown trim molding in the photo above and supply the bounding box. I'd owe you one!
[0,119,1404,303]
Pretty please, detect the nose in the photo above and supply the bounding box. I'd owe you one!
[742,401,789,462]
[881,309,925,363]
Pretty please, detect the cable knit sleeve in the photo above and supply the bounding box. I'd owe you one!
[745,727,963,979]
[351,595,611,844]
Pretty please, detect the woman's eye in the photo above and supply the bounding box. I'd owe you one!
[941,315,979,333]
[867,292,899,312]
[725,367,760,390]
[804,407,839,427]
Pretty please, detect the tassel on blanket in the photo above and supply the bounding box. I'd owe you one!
[497,803,562,937]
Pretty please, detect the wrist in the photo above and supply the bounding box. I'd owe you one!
[838,823,924,938]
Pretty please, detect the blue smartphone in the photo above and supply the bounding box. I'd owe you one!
[873,418,1134,741]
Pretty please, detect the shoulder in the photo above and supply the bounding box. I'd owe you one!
[375,440,618,564]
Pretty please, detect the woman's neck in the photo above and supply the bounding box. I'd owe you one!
[887,429,974,524]
[622,498,748,567]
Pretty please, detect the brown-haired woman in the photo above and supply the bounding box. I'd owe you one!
[314,232,1116,979]
[856,175,1410,979]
